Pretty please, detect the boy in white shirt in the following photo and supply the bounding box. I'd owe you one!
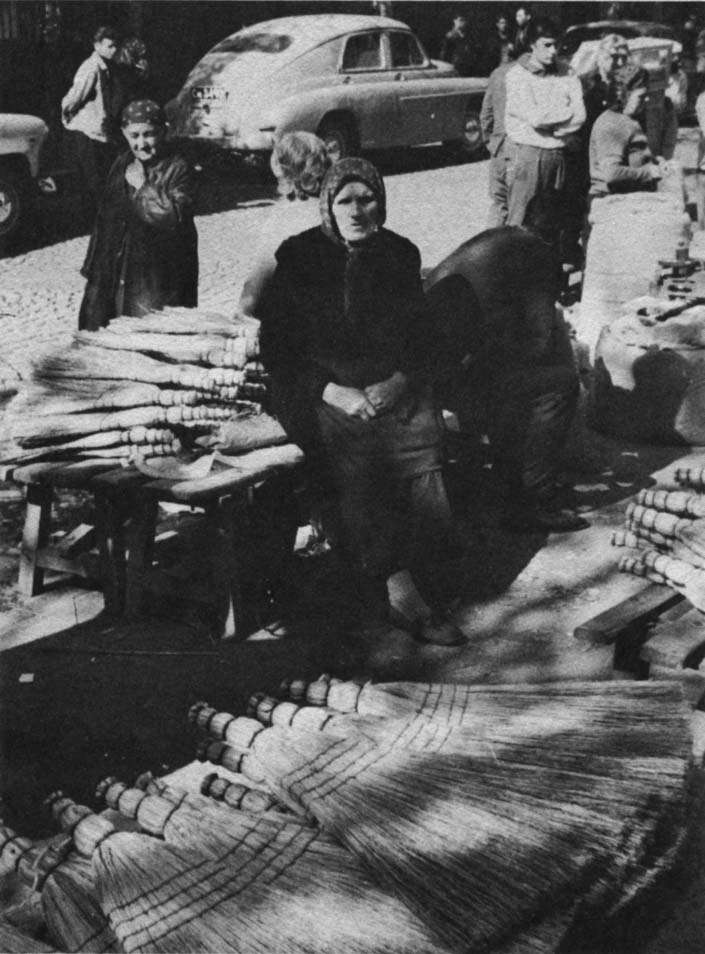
[505,17,585,246]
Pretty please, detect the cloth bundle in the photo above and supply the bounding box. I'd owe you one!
[0,308,289,467]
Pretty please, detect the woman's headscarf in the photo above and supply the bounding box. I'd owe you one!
[121,99,164,127]
[319,157,386,245]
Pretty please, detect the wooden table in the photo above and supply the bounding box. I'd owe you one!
[1,445,304,639]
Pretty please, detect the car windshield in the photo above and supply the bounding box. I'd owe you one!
[559,24,674,58]
[210,32,293,55]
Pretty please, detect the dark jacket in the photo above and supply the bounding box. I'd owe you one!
[424,226,574,382]
[79,147,198,330]
[259,226,432,448]
[439,29,476,76]
[480,61,513,156]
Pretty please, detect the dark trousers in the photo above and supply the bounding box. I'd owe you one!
[487,149,511,228]
[64,130,116,217]
[507,142,566,247]
[452,363,579,500]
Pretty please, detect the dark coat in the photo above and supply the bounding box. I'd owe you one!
[259,226,433,450]
[78,147,198,331]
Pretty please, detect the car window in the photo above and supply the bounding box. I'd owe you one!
[389,31,426,68]
[559,26,638,58]
[342,32,383,71]
[210,32,293,55]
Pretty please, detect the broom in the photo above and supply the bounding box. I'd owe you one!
[53,793,456,954]
[675,463,705,489]
[194,702,693,953]
[75,330,255,366]
[636,488,705,518]
[14,404,236,447]
[275,676,692,756]
[109,309,259,337]
[34,345,246,390]
[134,766,288,815]
[0,821,118,953]
[7,382,212,418]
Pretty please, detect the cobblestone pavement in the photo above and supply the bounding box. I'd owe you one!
[0,153,491,390]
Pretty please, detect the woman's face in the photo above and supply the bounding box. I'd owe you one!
[122,122,163,163]
[332,181,380,243]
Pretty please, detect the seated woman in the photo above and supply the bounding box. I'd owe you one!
[238,131,331,318]
[78,99,198,330]
[260,158,464,645]
[589,64,663,203]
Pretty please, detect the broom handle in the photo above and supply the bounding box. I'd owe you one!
[637,488,705,519]
[247,692,337,733]
[195,739,269,786]
[96,778,189,837]
[625,503,692,538]
[675,465,705,489]
[188,701,265,749]
[0,825,34,876]
[44,792,117,859]
[611,529,655,551]
[199,773,278,812]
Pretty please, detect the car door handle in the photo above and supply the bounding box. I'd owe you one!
[394,72,403,81]
[342,75,352,84]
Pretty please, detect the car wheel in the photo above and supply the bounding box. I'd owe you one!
[317,118,355,162]
[447,104,486,160]
[0,170,24,240]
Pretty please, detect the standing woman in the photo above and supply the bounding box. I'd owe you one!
[260,158,465,645]
[78,99,198,330]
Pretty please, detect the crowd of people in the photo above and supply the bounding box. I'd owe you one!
[60,13,678,645]
[479,15,678,268]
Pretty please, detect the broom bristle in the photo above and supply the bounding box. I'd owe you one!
[200,693,693,954]
[66,795,453,954]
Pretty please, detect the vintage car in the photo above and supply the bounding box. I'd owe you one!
[0,112,48,243]
[558,20,681,62]
[165,14,488,160]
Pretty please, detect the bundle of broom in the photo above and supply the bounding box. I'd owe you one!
[190,685,695,954]
[0,307,288,466]
[0,820,119,953]
[613,478,705,609]
[49,790,454,954]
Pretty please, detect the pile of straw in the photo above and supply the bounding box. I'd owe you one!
[0,308,287,467]
[613,462,705,610]
[2,676,696,953]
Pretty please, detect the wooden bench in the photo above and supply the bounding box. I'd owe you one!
[575,582,705,705]
[1,445,304,639]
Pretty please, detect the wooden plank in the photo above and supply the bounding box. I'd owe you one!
[144,445,304,504]
[649,665,705,707]
[34,547,101,580]
[18,483,52,596]
[640,608,705,668]
[12,461,75,486]
[574,583,684,645]
[55,523,95,558]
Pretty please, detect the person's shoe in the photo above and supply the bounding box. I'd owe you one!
[503,504,589,534]
[390,605,466,646]
[419,611,467,646]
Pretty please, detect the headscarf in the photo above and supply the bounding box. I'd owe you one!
[121,98,164,127]
[318,158,388,326]
[319,157,386,245]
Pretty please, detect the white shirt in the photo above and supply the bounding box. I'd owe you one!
[62,51,110,142]
[505,59,586,150]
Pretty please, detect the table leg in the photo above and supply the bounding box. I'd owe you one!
[18,483,51,596]
[94,491,127,615]
[205,495,248,640]
[124,496,159,619]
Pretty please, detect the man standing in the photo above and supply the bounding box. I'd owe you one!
[485,12,514,73]
[61,25,118,217]
[480,52,515,227]
[440,13,476,77]
[505,17,585,248]
[513,6,532,57]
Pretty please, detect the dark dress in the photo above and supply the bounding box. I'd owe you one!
[78,148,198,330]
[260,225,449,582]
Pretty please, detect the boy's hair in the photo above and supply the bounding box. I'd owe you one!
[94,25,118,45]
[527,17,559,45]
